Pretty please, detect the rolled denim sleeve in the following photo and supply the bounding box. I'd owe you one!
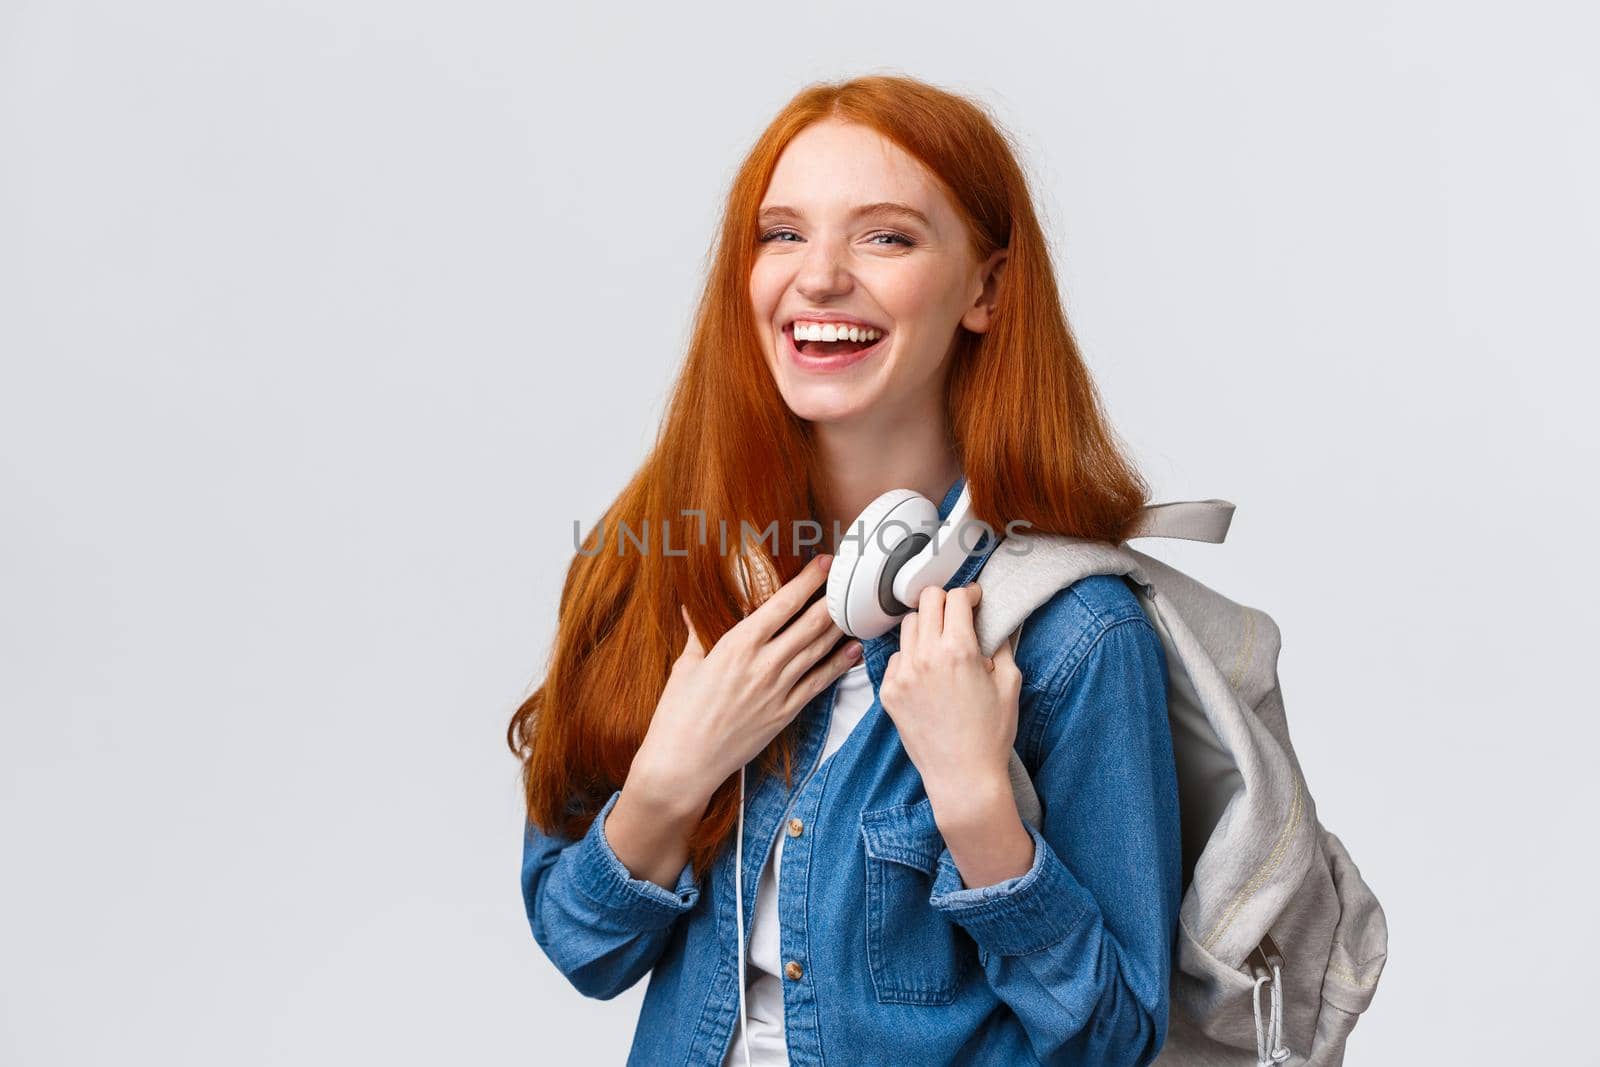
[521,787,701,1000]
[928,820,1095,952]
[927,616,1183,1067]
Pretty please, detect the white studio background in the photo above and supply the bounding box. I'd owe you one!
[2,3,1594,1064]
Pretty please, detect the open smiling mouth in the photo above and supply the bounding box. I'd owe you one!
[785,324,889,371]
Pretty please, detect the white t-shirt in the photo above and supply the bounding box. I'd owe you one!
[723,660,874,1067]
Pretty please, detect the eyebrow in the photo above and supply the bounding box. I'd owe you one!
[757,201,932,228]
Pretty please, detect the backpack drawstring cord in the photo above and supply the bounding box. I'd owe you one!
[1270,962,1289,1063]
[1252,963,1291,1066]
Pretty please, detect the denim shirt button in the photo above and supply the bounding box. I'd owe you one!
[784,960,804,980]
[787,817,804,837]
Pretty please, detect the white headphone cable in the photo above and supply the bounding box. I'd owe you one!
[735,762,752,1067]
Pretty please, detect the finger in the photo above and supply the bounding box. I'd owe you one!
[763,590,838,666]
[782,639,863,718]
[880,650,901,719]
[916,585,946,648]
[773,602,848,691]
[680,604,706,660]
[745,553,833,641]
[897,608,918,658]
[991,634,1021,686]
[942,582,981,651]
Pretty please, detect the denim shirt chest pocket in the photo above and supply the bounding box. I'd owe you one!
[858,796,978,1005]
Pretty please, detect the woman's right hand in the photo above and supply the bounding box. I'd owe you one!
[629,553,863,812]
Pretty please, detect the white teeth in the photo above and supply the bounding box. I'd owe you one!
[791,320,882,342]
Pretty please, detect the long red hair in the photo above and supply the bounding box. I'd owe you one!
[506,73,1150,880]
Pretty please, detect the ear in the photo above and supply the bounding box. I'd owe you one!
[959,248,1008,334]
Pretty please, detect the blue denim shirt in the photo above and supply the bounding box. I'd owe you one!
[521,476,1183,1066]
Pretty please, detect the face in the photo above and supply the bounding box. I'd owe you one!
[749,118,1006,427]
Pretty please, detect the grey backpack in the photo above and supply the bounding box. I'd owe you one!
[976,500,1389,1067]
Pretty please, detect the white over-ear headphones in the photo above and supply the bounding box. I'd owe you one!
[825,481,987,638]
[731,481,987,1066]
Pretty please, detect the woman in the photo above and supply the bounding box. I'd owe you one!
[510,74,1183,1067]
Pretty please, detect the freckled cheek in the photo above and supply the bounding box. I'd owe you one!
[873,269,947,334]
[748,261,786,311]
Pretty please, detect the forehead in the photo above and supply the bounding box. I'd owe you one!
[759,120,954,228]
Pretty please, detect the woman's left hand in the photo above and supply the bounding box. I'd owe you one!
[879,582,1023,806]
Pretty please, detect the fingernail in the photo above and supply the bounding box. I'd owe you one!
[817,554,833,572]
[846,641,863,659]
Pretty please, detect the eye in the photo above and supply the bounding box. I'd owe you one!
[757,229,917,247]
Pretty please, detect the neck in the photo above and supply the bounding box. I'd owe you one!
[811,394,962,554]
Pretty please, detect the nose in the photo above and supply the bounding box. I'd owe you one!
[794,235,853,302]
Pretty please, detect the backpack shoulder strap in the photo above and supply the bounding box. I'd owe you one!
[974,535,1142,829]
[1128,498,1236,543]
[974,499,1234,830]
[972,534,1144,660]
[972,495,1234,659]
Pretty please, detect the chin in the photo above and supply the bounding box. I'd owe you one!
[776,379,879,424]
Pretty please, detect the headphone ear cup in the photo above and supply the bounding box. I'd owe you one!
[826,489,926,636]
